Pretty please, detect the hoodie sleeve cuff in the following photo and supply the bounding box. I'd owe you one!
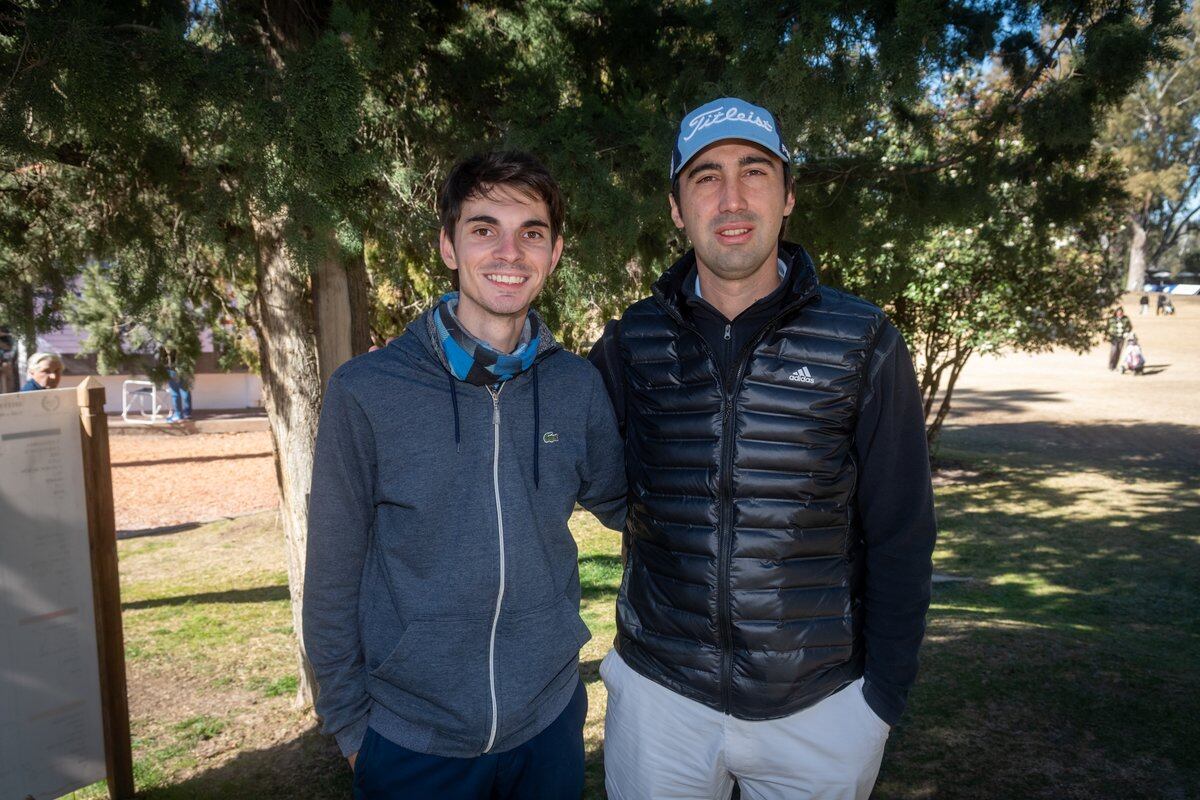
[863,677,906,727]
[334,715,370,758]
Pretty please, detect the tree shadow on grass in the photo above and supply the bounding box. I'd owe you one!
[140,723,351,799]
[931,424,1199,632]
[876,605,1198,800]
[123,585,289,611]
[114,451,273,469]
[950,387,1068,415]
[584,739,606,800]
[580,656,601,685]
[940,420,1200,481]
[882,418,1200,798]
[580,553,621,602]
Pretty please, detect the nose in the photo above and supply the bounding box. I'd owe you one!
[493,231,522,263]
[719,178,747,214]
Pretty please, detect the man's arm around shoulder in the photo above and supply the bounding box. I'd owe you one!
[587,319,625,434]
[577,363,627,531]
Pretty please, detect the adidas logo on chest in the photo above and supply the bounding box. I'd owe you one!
[788,366,816,384]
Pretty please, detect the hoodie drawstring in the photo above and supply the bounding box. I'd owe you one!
[448,364,539,485]
[448,373,461,451]
[532,363,541,489]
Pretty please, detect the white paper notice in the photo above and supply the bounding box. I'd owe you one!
[0,388,106,799]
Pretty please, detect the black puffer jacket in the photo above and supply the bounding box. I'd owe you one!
[607,245,888,719]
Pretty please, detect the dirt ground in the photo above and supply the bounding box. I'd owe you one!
[941,294,1200,476]
[109,431,278,531]
[949,293,1200,427]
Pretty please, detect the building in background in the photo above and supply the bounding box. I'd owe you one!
[1,322,262,413]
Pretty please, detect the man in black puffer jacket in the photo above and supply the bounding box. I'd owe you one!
[589,98,937,800]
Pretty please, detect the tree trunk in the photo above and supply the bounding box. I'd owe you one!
[250,211,323,708]
[1126,213,1148,293]
[346,250,374,356]
[926,346,973,448]
[313,241,374,387]
[19,282,37,366]
[313,244,355,389]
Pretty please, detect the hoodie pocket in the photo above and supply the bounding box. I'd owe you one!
[367,616,492,743]
[493,593,592,735]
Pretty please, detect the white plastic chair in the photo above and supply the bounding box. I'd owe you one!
[122,379,165,423]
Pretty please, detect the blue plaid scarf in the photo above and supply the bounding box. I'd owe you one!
[433,293,540,386]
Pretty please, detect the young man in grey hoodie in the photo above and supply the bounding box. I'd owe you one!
[304,151,626,799]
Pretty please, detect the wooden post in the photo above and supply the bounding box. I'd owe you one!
[76,377,135,800]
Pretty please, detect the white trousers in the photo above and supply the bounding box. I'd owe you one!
[601,650,889,800]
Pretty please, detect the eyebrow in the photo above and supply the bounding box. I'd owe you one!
[685,154,778,181]
[464,215,549,229]
[685,161,721,181]
[739,154,776,169]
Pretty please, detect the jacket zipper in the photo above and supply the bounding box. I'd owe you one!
[716,342,762,711]
[483,382,506,753]
[717,322,735,710]
[654,293,813,714]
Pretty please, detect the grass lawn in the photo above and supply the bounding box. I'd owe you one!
[69,432,1197,799]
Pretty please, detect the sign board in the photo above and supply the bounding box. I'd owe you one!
[0,384,133,799]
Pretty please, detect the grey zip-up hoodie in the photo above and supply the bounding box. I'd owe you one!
[303,306,625,759]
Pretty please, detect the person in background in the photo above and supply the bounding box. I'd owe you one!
[1121,334,1146,375]
[1139,293,1150,315]
[21,351,63,391]
[166,368,193,422]
[1156,293,1167,316]
[160,348,193,422]
[1106,307,1132,371]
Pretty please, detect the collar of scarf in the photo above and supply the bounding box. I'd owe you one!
[434,292,540,386]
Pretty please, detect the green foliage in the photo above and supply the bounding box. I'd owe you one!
[1101,4,1200,277]
[65,260,206,383]
[0,0,1185,401]
[882,153,1124,441]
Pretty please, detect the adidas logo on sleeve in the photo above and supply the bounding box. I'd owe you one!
[788,366,816,384]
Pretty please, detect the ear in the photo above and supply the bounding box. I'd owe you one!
[549,234,564,274]
[669,192,685,231]
[783,184,796,217]
[439,228,458,271]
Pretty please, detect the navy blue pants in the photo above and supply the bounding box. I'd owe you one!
[353,679,587,799]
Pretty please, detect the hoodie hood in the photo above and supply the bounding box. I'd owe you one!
[403,301,562,487]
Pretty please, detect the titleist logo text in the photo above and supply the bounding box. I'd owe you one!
[683,105,774,142]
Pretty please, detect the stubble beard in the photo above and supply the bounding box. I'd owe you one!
[693,214,775,282]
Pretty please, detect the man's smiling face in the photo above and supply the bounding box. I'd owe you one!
[670,140,795,282]
[439,183,563,322]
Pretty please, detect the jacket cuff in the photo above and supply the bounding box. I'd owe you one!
[334,715,370,758]
[863,676,905,727]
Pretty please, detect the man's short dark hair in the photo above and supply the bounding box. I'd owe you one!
[438,151,565,243]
